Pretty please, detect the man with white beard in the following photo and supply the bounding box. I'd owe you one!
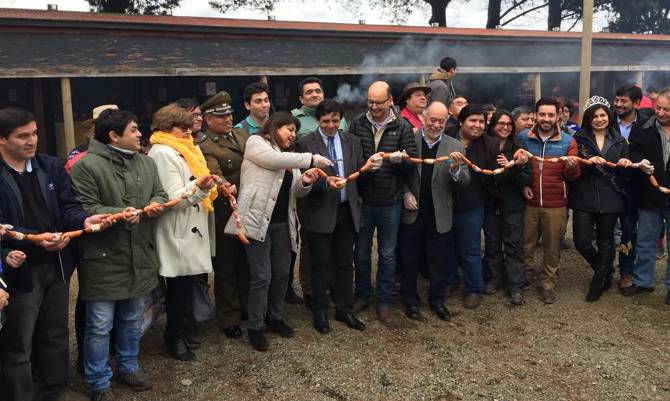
[398,102,470,321]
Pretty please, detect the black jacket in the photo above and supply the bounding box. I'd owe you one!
[347,111,417,206]
[568,128,629,213]
[454,132,499,211]
[0,154,88,293]
[486,138,533,213]
[629,117,670,210]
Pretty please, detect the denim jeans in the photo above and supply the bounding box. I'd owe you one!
[354,202,402,306]
[633,208,670,290]
[618,203,638,276]
[84,298,144,391]
[452,207,485,293]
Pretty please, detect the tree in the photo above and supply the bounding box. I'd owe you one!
[209,0,455,27]
[87,0,181,14]
[487,0,607,32]
[604,0,670,34]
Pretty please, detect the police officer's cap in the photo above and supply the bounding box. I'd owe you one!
[200,91,234,116]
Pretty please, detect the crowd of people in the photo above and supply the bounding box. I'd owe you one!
[0,55,669,401]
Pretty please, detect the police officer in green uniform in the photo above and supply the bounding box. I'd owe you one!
[199,91,250,339]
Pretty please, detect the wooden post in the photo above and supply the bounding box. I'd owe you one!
[578,0,593,121]
[419,74,427,86]
[60,78,75,159]
[635,71,644,88]
[534,73,542,103]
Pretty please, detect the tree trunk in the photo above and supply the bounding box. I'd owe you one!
[548,0,562,30]
[486,0,502,28]
[427,0,449,27]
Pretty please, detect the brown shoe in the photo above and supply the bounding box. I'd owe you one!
[539,288,556,304]
[462,292,481,309]
[618,273,633,289]
[376,306,392,325]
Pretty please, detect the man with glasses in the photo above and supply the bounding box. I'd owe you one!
[348,81,417,325]
[199,91,251,340]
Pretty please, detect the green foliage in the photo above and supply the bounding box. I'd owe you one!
[603,0,670,34]
[87,0,181,14]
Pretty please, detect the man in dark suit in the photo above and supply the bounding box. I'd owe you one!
[399,102,470,321]
[296,99,381,334]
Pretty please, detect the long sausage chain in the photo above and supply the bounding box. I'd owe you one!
[4,152,664,246]
[6,175,209,245]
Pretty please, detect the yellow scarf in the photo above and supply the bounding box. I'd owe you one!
[150,131,217,212]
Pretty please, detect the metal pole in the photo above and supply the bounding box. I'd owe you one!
[578,0,593,121]
[60,78,75,159]
[534,73,542,103]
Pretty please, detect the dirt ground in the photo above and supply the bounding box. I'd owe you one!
[59,234,670,401]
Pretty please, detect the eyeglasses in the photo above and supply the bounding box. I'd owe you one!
[366,97,390,107]
[495,122,513,128]
[174,124,193,132]
[192,113,203,119]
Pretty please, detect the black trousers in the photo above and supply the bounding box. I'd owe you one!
[165,275,195,341]
[305,204,356,314]
[399,210,450,308]
[0,263,69,401]
[213,204,250,329]
[572,210,618,277]
[483,210,526,290]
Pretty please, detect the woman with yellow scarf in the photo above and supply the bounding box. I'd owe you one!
[148,104,217,361]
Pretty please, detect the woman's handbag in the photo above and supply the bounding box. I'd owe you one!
[191,276,216,322]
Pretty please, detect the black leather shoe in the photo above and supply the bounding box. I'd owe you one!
[168,338,196,361]
[621,284,654,297]
[430,304,452,321]
[266,319,294,338]
[405,305,420,320]
[223,325,243,339]
[312,312,330,334]
[184,333,201,350]
[304,294,313,311]
[334,312,366,331]
[247,328,269,352]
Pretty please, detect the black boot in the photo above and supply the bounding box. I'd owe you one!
[167,337,196,361]
[248,328,269,351]
[586,274,606,302]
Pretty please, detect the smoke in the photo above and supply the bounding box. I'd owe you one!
[335,83,366,104]
[334,36,448,105]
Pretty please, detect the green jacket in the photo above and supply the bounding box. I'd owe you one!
[69,139,168,301]
[291,106,348,139]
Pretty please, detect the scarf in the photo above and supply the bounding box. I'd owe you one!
[150,131,218,212]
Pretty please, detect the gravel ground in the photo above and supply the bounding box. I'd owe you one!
[59,234,670,401]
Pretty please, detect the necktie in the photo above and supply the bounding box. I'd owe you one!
[327,136,342,203]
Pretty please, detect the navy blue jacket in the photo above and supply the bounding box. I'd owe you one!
[0,154,87,293]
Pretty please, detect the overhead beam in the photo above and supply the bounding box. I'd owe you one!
[2,64,670,79]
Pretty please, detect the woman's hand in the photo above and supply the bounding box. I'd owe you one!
[301,169,319,186]
[312,154,333,168]
[5,250,26,269]
[196,175,215,190]
[617,158,633,168]
[497,154,511,167]
[588,156,606,165]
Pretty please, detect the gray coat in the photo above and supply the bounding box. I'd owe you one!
[402,131,470,233]
[296,130,364,234]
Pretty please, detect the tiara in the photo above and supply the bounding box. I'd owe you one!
[583,95,610,111]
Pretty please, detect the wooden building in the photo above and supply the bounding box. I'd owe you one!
[1,8,669,157]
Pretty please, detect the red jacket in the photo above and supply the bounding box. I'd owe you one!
[518,128,581,208]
